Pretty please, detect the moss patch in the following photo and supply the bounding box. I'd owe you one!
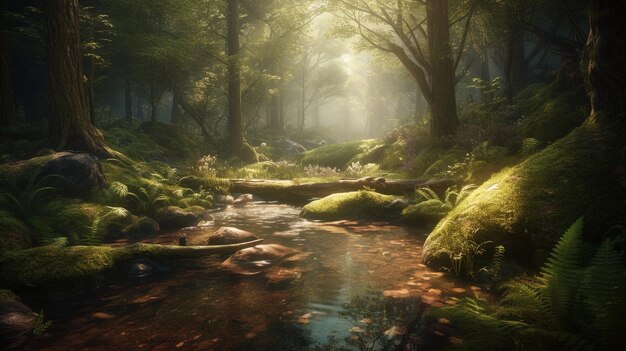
[422,123,626,269]
[299,139,382,169]
[402,200,451,226]
[300,190,398,221]
[0,210,31,253]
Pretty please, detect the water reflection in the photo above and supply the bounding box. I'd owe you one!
[25,202,484,351]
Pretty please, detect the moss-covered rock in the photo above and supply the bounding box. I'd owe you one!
[299,139,381,169]
[402,200,451,226]
[422,123,626,269]
[121,217,160,239]
[154,206,199,230]
[300,191,398,221]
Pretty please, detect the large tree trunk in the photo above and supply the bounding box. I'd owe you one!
[43,0,109,156]
[0,0,15,127]
[87,56,96,126]
[227,0,244,154]
[426,0,458,137]
[504,9,527,105]
[584,0,626,121]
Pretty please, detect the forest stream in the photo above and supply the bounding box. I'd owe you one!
[21,202,487,351]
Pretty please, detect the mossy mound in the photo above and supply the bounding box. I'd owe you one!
[299,139,382,169]
[178,176,230,194]
[516,82,588,143]
[422,123,626,269]
[300,191,398,221]
[402,200,451,226]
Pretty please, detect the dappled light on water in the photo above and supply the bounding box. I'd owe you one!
[26,203,486,351]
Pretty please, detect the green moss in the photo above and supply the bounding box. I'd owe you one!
[299,139,381,169]
[0,289,17,301]
[402,199,451,226]
[517,82,588,143]
[178,176,231,194]
[300,190,398,221]
[0,242,232,290]
[0,210,31,253]
[422,123,626,269]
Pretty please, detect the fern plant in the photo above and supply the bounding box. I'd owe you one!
[435,217,626,351]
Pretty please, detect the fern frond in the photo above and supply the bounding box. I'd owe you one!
[583,238,626,350]
[539,217,585,330]
[415,187,439,201]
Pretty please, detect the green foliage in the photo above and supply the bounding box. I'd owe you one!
[436,218,626,351]
[32,310,52,336]
[299,140,382,169]
[403,185,477,227]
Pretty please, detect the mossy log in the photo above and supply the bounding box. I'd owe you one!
[229,178,455,201]
[0,239,263,290]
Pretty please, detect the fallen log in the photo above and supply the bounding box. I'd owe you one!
[229,178,457,201]
[0,239,264,290]
[120,238,265,259]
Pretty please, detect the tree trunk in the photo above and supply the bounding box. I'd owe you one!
[43,0,109,156]
[149,73,157,122]
[584,0,626,121]
[227,0,244,154]
[313,103,320,129]
[124,76,132,123]
[136,96,144,120]
[504,9,527,105]
[426,0,458,137]
[87,55,96,126]
[0,0,15,127]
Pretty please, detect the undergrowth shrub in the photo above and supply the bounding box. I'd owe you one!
[434,218,626,351]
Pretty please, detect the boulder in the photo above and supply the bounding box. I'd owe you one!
[38,151,106,199]
[0,297,36,349]
[300,191,398,221]
[402,200,451,226]
[154,206,199,230]
[206,227,258,245]
[216,195,234,204]
[123,217,160,238]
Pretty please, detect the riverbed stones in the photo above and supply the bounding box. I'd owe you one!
[0,297,36,349]
[154,206,199,230]
[206,227,258,245]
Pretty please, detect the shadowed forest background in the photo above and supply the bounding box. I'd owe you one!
[0,0,625,350]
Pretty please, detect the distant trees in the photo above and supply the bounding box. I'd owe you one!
[331,0,476,137]
[42,0,109,156]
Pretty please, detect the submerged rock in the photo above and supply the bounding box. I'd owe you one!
[221,244,309,277]
[154,206,199,230]
[128,259,168,278]
[206,227,258,245]
[0,297,36,350]
[233,194,254,205]
[38,151,106,199]
[216,195,235,204]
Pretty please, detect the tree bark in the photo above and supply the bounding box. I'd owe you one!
[227,0,244,153]
[87,55,96,126]
[43,0,109,156]
[504,8,527,105]
[0,0,15,127]
[584,0,626,121]
[426,0,458,137]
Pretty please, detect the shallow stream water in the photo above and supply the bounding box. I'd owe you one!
[25,202,485,351]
